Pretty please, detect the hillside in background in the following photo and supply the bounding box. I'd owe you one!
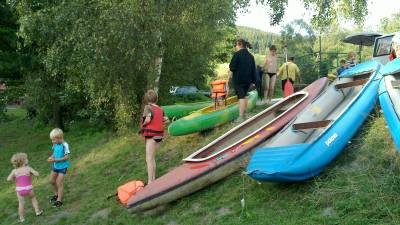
[237,26,280,54]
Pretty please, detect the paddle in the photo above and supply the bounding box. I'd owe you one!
[283,79,294,97]
[283,45,294,97]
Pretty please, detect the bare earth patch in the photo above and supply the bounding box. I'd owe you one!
[217,207,232,217]
[322,207,336,217]
[90,208,110,221]
[166,221,178,225]
[191,202,201,213]
[47,210,73,224]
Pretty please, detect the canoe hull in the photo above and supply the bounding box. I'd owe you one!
[168,91,258,136]
[162,102,211,119]
[247,61,382,182]
[129,151,251,212]
[379,59,400,151]
[127,78,328,211]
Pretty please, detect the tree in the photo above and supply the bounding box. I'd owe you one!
[237,26,280,54]
[256,0,368,28]
[280,19,318,83]
[380,12,400,34]
[11,0,239,130]
[0,0,21,80]
[0,0,23,120]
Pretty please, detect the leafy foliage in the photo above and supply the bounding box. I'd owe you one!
[10,0,238,130]
[237,26,280,54]
[0,0,24,120]
[0,0,21,80]
[380,12,400,34]
[257,0,368,28]
[157,0,238,105]
[280,20,318,83]
[238,18,374,84]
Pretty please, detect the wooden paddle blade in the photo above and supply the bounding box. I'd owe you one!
[293,120,332,130]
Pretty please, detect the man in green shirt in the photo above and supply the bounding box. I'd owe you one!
[278,57,301,92]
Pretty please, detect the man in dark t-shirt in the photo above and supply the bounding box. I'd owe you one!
[229,39,256,122]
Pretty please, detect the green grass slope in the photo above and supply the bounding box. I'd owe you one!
[1,108,400,225]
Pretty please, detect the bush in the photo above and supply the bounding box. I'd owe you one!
[160,93,210,105]
[4,85,25,105]
[0,92,6,121]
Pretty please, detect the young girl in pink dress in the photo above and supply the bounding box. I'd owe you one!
[7,153,43,223]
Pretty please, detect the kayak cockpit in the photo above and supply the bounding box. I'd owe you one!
[183,92,309,162]
[267,65,379,147]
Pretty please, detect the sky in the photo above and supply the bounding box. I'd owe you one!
[236,0,400,34]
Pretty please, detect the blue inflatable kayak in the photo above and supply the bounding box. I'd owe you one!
[246,61,382,182]
[379,58,400,151]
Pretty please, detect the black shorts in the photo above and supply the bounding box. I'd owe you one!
[281,79,294,91]
[53,167,68,174]
[267,73,276,78]
[145,136,163,142]
[234,83,251,99]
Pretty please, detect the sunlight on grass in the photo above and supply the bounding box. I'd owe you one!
[2,107,400,224]
[74,136,138,172]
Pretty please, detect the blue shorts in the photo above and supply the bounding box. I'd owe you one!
[53,167,68,174]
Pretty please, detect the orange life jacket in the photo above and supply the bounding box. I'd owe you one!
[117,180,145,205]
[210,80,228,98]
[141,104,164,137]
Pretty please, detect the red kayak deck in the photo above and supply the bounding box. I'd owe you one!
[127,77,328,211]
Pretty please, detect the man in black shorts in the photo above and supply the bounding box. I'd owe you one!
[229,39,256,122]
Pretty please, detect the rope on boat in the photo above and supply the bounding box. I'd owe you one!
[239,171,247,219]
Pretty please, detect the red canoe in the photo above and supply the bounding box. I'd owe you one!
[127,77,328,212]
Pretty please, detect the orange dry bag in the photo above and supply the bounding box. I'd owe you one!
[117,180,145,205]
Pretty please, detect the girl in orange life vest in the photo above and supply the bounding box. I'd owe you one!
[141,90,168,184]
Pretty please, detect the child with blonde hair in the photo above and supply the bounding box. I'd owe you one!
[47,128,70,207]
[7,153,43,223]
[140,90,168,184]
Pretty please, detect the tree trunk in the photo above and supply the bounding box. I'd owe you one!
[153,32,164,94]
[149,1,166,94]
[53,100,64,130]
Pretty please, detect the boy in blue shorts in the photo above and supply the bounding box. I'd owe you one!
[47,128,70,207]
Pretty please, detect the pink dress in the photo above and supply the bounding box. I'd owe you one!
[15,175,33,196]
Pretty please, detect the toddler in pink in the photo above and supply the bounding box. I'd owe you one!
[7,153,43,223]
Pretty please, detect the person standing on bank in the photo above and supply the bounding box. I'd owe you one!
[278,56,301,97]
[229,39,257,122]
[261,45,278,104]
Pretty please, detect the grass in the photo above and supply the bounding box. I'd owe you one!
[1,107,400,225]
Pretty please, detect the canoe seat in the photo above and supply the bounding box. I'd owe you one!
[293,120,332,130]
[335,79,368,89]
[392,80,400,89]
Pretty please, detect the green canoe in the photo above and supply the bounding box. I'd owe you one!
[162,101,212,120]
[168,91,258,136]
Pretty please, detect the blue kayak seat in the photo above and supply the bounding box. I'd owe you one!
[392,80,400,89]
[292,120,332,130]
[335,79,368,89]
